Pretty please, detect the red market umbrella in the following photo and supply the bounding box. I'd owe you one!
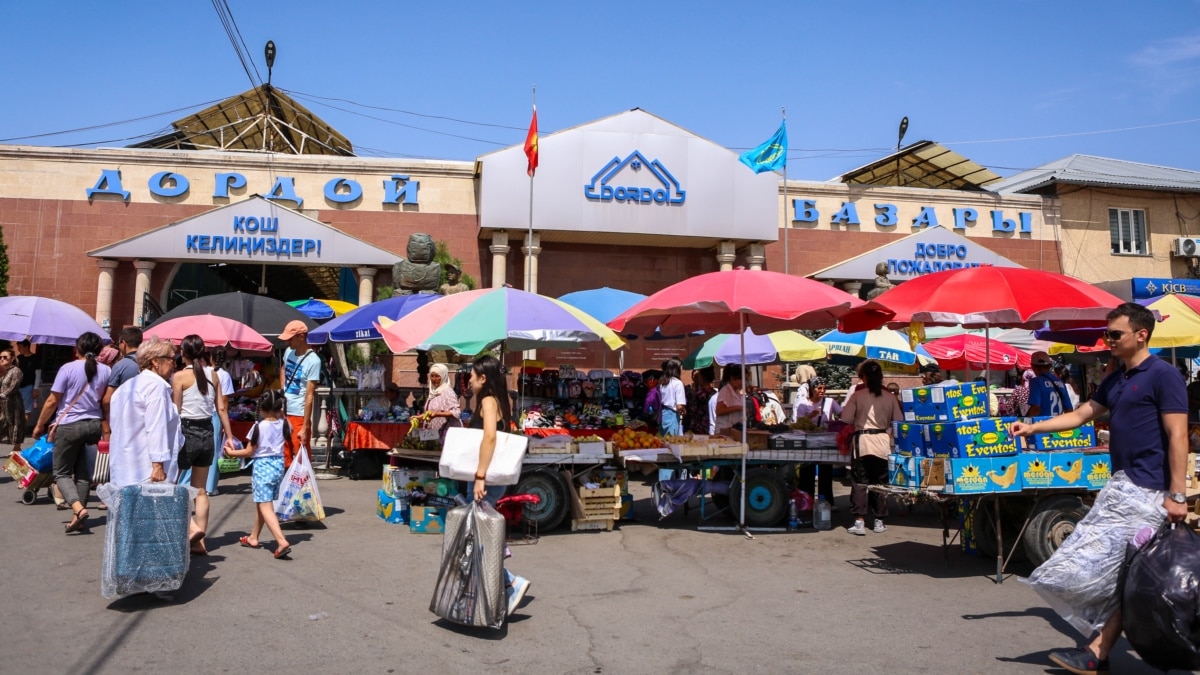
[144,314,273,354]
[922,334,1032,371]
[608,269,881,533]
[839,266,1125,333]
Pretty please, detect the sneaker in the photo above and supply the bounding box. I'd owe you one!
[873,520,887,534]
[506,576,531,616]
[847,521,866,536]
[1048,647,1109,675]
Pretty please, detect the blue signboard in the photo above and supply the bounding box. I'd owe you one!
[1131,277,1200,300]
[584,151,685,205]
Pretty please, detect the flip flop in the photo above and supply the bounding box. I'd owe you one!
[274,544,292,560]
[239,536,262,549]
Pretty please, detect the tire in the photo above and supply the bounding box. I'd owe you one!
[1023,496,1090,567]
[973,497,1031,563]
[514,470,569,532]
[21,489,36,505]
[729,468,789,527]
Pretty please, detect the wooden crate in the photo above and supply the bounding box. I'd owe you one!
[571,518,614,532]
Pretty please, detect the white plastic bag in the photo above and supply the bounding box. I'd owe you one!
[98,482,198,599]
[1022,471,1166,635]
[273,447,326,523]
[439,427,528,486]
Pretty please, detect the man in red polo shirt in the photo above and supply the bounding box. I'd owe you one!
[1013,303,1189,675]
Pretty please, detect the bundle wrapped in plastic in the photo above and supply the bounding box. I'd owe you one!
[430,501,506,628]
[1122,523,1200,671]
[1021,471,1165,635]
[98,482,197,600]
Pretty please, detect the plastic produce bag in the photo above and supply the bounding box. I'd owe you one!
[1122,523,1200,671]
[22,436,54,473]
[274,447,325,523]
[97,482,197,599]
[1021,472,1166,636]
[430,501,506,629]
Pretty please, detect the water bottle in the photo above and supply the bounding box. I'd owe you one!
[787,498,800,532]
[815,497,832,531]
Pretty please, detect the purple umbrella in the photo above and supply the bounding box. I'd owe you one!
[0,296,110,346]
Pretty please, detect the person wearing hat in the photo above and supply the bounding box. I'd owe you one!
[439,263,470,296]
[920,363,960,388]
[1027,351,1073,418]
[279,320,319,469]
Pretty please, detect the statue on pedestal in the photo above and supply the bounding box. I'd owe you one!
[867,261,894,300]
[439,263,470,295]
[392,233,442,296]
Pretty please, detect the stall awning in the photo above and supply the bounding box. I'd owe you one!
[836,141,1001,191]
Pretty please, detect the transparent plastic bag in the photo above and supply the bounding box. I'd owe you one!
[1122,523,1200,670]
[97,482,198,599]
[430,501,506,629]
[1021,471,1166,636]
[274,448,325,523]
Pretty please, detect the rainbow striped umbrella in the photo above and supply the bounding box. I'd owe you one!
[376,287,624,355]
[683,330,825,368]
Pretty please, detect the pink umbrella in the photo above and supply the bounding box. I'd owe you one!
[144,314,273,354]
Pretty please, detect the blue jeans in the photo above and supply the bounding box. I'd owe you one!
[473,481,516,586]
[660,408,682,436]
[206,411,222,494]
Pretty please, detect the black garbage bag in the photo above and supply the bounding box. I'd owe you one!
[1122,523,1200,671]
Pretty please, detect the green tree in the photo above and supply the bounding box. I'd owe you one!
[798,330,854,390]
[0,225,9,296]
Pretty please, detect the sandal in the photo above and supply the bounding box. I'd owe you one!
[65,508,89,534]
[239,536,262,549]
[274,544,292,560]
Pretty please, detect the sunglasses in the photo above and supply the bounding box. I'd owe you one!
[1103,329,1136,342]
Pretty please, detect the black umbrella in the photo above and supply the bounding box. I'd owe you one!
[149,292,317,341]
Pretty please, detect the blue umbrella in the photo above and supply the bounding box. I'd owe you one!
[558,287,691,339]
[307,294,441,343]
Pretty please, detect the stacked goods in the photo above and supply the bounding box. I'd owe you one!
[527,434,575,455]
[892,421,929,457]
[575,434,608,456]
[565,471,621,531]
[901,383,989,422]
[612,429,665,451]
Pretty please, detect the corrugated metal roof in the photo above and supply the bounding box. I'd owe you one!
[834,141,1002,191]
[990,154,1200,195]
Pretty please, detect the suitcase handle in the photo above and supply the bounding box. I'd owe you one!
[139,483,177,497]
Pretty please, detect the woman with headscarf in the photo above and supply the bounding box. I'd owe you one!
[422,363,461,440]
[1014,369,1035,416]
[792,376,843,426]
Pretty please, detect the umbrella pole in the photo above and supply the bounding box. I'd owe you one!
[985,325,991,388]
[739,314,752,539]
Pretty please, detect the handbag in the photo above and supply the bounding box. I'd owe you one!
[439,426,528,486]
[48,385,88,443]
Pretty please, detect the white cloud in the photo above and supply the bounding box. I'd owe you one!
[1132,33,1200,68]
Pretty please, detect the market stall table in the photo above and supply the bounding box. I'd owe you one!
[345,421,412,451]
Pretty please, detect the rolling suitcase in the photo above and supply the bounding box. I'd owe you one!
[98,482,192,599]
[431,502,507,628]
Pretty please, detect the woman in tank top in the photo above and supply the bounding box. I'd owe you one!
[171,335,235,555]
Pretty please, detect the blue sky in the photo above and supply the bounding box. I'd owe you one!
[2,1,1198,179]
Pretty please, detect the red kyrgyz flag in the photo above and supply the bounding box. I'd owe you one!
[523,106,538,177]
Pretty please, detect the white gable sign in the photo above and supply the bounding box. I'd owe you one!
[813,226,1023,282]
[89,196,397,266]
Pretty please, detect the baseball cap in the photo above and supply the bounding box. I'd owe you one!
[279,320,309,341]
[1031,351,1053,367]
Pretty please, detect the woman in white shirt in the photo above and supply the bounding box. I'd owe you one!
[713,365,746,433]
[109,338,182,486]
[658,358,686,436]
[793,377,843,426]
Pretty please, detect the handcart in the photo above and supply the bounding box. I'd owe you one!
[4,452,57,505]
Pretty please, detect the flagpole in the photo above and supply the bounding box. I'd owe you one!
[782,106,788,277]
[526,85,536,294]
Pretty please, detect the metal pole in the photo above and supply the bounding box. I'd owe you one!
[739,314,750,536]
[782,106,788,276]
[526,85,536,294]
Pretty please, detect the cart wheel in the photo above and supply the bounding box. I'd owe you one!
[973,499,1030,563]
[729,468,788,527]
[1023,496,1090,567]
[21,489,37,505]
[514,470,569,532]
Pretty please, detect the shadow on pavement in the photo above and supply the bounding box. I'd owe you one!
[855,540,1001,580]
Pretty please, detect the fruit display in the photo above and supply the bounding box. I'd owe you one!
[790,417,825,432]
[611,428,665,451]
[575,434,605,443]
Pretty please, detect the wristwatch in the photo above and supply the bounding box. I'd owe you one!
[1169,492,1187,504]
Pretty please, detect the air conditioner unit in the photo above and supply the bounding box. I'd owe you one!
[1173,238,1200,257]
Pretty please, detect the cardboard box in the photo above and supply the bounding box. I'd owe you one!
[576,440,607,456]
[1023,422,1098,451]
[1018,452,1083,489]
[921,458,947,488]
[1082,452,1113,490]
[925,418,1018,459]
[376,489,407,524]
[892,422,928,458]
[888,454,922,489]
[944,457,1022,495]
[409,506,447,534]
[901,382,989,423]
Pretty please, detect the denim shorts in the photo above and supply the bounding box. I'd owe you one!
[179,418,215,469]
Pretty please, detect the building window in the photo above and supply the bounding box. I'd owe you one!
[1109,208,1148,256]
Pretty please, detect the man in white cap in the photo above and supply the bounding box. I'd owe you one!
[279,320,319,468]
[1027,351,1073,418]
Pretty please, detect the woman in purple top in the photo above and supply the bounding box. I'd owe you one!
[32,332,111,534]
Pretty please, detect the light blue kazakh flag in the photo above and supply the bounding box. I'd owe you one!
[738,121,787,174]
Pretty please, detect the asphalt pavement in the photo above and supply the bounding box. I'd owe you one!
[0,445,1180,674]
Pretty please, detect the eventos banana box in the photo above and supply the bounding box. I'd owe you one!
[888,454,922,489]
[1082,452,1113,490]
[1018,452,1085,489]
[892,422,928,458]
[901,382,989,423]
[1022,421,1098,451]
[925,418,1018,459]
[944,457,1023,494]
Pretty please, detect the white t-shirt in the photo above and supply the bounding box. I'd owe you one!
[249,418,290,458]
[659,378,686,410]
[708,395,718,434]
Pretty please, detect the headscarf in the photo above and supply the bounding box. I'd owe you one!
[429,363,451,396]
[97,346,120,366]
[1021,369,1036,385]
[808,376,826,390]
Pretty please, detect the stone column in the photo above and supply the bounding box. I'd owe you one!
[489,230,510,288]
[521,232,541,294]
[356,267,377,306]
[743,243,766,271]
[95,260,119,330]
[841,281,863,298]
[716,241,737,271]
[132,260,156,327]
